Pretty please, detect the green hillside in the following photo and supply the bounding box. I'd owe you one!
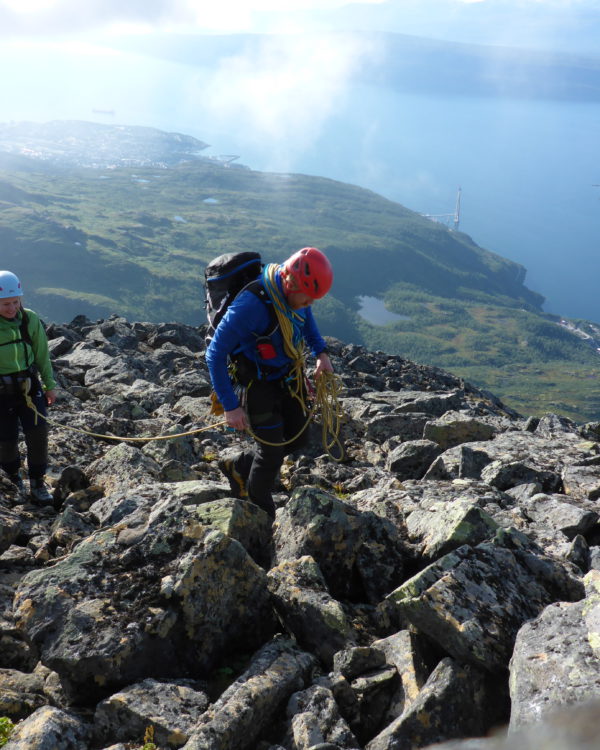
[0,150,598,422]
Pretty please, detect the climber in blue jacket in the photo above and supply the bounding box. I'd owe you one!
[205,247,334,518]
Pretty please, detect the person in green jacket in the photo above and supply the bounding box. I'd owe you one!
[0,271,57,503]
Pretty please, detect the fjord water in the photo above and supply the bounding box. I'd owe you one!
[184,82,600,325]
[1,40,599,324]
[235,85,600,326]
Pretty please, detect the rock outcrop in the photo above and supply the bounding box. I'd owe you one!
[1,314,599,748]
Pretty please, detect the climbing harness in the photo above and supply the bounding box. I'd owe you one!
[244,370,345,462]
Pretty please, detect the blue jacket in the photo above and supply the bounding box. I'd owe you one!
[206,270,327,411]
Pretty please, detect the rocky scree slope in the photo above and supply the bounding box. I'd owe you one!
[1,315,600,749]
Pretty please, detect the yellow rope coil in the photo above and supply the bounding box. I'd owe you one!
[246,370,345,462]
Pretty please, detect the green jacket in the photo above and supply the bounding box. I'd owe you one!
[0,308,57,391]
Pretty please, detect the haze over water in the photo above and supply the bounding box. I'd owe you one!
[1,8,599,324]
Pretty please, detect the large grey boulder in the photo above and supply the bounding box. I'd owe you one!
[182,637,315,750]
[94,678,209,748]
[365,413,430,442]
[562,464,600,501]
[13,497,275,701]
[387,528,585,672]
[372,630,430,723]
[86,443,161,493]
[192,497,273,568]
[0,668,48,720]
[405,499,498,560]
[423,411,496,450]
[508,569,600,731]
[267,556,354,667]
[273,487,405,603]
[366,658,503,750]
[284,684,360,750]
[3,705,91,749]
[385,440,442,480]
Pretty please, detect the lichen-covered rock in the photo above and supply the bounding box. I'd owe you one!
[13,497,275,701]
[182,637,315,750]
[366,658,503,750]
[0,668,48,720]
[385,440,442,480]
[192,497,273,568]
[562,464,600,501]
[86,443,161,493]
[372,630,430,722]
[518,493,598,541]
[365,413,430,442]
[267,556,354,667]
[423,412,496,450]
[405,499,498,560]
[3,705,91,749]
[94,678,209,748]
[273,487,405,603]
[387,528,585,672]
[508,569,600,731]
[284,684,360,750]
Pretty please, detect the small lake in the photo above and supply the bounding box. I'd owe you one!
[358,296,410,326]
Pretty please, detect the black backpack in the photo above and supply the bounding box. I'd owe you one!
[204,251,277,352]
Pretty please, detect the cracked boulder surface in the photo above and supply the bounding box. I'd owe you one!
[1,317,599,749]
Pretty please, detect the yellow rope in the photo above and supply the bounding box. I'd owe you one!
[19,265,344,459]
[21,374,343,459]
[22,388,227,442]
[263,263,306,404]
[246,371,345,462]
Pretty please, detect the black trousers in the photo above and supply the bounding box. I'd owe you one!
[0,378,48,480]
[234,377,310,518]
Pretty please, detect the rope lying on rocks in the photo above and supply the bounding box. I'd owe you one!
[21,371,346,461]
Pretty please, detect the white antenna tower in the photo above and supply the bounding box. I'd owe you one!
[423,187,462,231]
[454,186,461,231]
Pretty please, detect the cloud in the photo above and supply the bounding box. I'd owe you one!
[0,0,388,35]
[195,33,379,170]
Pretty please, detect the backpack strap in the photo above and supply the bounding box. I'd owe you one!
[243,279,279,337]
[0,310,34,370]
[230,279,284,382]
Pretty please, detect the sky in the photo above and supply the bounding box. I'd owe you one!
[0,0,598,51]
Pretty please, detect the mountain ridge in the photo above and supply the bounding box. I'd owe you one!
[0,120,598,421]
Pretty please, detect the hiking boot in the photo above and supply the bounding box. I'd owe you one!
[8,472,25,493]
[218,458,248,499]
[30,478,53,505]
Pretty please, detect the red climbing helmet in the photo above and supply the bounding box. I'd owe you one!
[282,247,333,300]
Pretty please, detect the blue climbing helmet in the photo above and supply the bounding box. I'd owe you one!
[0,271,23,298]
